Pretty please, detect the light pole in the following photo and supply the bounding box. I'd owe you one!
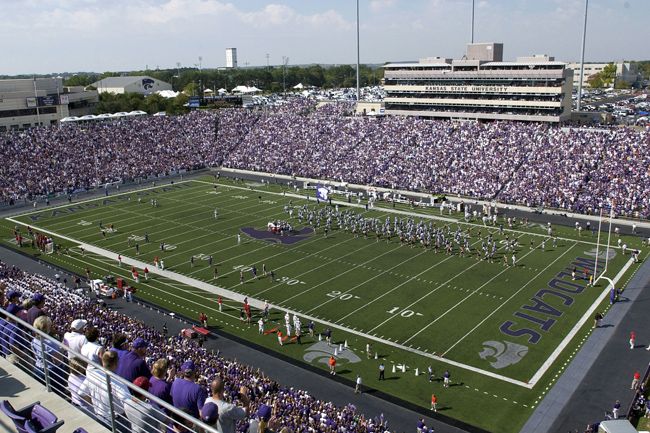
[576,0,589,112]
[282,56,289,95]
[356,0,360,101]
[33,76,41,127]
[54,77,61,129]
[471,0,475,43]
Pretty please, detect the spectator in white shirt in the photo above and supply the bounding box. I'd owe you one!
[78,350,131,432]
[63,319,88,359]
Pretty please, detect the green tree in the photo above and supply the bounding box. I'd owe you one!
[587,74,604,88]
[183,82,199,96]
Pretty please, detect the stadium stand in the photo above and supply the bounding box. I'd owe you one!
[1,99,650,218]
[0,261,392,433]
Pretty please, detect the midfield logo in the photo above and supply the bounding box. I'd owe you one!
[241,227,313,245]
[479,340,528,369]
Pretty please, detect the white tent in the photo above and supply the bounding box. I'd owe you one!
[293,83,304,89]
[218,88,227,94]
[203,88,213,93]
[232,85,261,94]
[155,90,180,99]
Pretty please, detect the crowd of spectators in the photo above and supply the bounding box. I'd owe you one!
[0,261,389,433]
[1,97,649,217]
[0,110,216,203]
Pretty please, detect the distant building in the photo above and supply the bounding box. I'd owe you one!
[91,76,171,95]
[0,77,98,132]
[383,43,573,123]
[226,48,238,68]
[566,62,639,88]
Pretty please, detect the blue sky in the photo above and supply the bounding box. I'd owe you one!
[0,0,647,75]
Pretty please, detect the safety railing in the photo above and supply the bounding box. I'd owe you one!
[0,308,220,433]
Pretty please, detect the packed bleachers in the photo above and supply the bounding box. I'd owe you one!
[0,261,390,433]
[1,97,649,218]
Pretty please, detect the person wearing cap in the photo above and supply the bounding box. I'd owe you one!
[26,293,46,325]
[201,402,219,426]
[116,337,152,383]
[248,404,279,433]
[205,378,250,433]
[63,318,88,359]
[78,350,131,432]
[170,360,207,419]
[111,333,129,360]
[124,376,167,433]
[5,290,22,313]
[1,304,26,361]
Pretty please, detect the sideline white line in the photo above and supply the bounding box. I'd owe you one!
[526,255,636,386]
[6,216,535,388]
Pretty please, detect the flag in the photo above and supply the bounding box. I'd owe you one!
[316,185,329,201]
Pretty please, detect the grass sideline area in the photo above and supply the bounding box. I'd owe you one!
[2,176,646,433]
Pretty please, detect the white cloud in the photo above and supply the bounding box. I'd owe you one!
[370,0,396,12]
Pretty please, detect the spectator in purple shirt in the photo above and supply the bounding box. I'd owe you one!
[149,358,175,407]
[111,333,129,361]
[25,293,46,325]
[116,337,152,383]
[170,360,207,419]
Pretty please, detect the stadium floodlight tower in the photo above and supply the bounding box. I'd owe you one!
[471,0,475,43]
[356,0,361,101]
[576,0,589,111]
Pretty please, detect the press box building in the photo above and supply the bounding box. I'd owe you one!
[383,43,573,122]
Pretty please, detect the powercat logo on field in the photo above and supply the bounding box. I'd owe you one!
[303,341,361,366]
[479,340,528,369]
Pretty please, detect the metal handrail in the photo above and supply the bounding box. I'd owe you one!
[0,307,221,433]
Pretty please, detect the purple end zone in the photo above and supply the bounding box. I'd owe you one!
[241,227,315,245]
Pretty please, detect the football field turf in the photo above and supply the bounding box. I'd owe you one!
[2,176,645,432]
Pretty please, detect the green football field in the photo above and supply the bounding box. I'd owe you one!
[2,176,645,432]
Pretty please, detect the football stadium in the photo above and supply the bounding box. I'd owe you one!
[1,3,650,433]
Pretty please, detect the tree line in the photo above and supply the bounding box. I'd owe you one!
[64,64,383,94]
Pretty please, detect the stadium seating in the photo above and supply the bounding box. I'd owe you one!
[2,99,649,218]
[0,261,389,433]
[1,401,64,433]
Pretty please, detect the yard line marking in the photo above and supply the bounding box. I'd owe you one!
[440,242,578,356]
[340,233,523,327]
[284,243,414,305]
[14,179,197,217]
[194,179,613,248]
[253,239,380,297]
[402,235,542,345]
[8,216,534,387]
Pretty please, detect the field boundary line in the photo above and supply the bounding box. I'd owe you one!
[526,255,636,386]
[6,216,534,388]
